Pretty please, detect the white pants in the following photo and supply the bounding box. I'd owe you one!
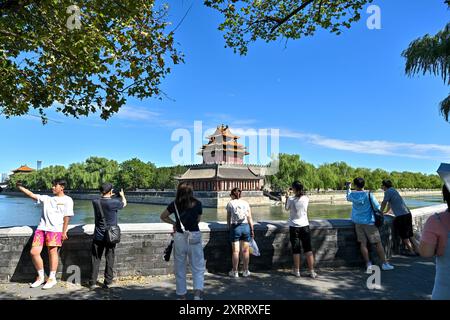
[173,231,205,296]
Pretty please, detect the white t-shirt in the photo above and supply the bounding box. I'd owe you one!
[227,199,250,225]
[36,195,74,232]
[285,195,309,227]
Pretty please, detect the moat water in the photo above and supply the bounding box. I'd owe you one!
[0,194,443,227]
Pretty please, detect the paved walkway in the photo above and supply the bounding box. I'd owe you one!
[0,255,435,300]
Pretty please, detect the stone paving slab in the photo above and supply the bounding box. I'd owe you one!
[0,255,435,300]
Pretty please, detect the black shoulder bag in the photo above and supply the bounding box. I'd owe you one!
[96,199,121,244]
[368,191,384,228]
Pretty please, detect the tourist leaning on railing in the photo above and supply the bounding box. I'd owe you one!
[380,179,419,256]
[284,181,317,279]
[346,177,394,273]
[226,187,254,278]
[160,182,205,300]
[419,184,450,300]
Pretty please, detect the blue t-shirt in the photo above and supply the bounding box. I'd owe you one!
[346,190,379,225]
[92,197,124,241]
[383,188,410,217]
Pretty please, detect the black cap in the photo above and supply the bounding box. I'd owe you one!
[100,182,113,194]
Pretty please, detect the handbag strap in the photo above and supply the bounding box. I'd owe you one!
[368,191,377,214]
[174,202,186,232]
[96,199,109,227]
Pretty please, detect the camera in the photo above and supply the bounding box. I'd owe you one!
[163,239,174,261]
[112,188,122,197]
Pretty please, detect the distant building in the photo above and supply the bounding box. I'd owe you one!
[12,165,35,174]
[176,124,264,192]
[1,173,7,183]
[198,124,249,165]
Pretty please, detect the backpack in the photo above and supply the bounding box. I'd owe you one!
[232,201,247,223]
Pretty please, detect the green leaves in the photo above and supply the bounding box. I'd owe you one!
[402,22,450,122]
[7,156,186,190]
[268,154,442,192]
[0,0,183,123]
[204,0,373,55]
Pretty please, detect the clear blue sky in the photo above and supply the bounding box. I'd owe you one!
[1,0,449,177]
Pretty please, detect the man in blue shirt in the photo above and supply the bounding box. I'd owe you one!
[346,177,394,273]
[380,179,418,256]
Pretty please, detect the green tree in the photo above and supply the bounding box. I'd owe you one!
[8,172,36,189]
[268,153,312,191]
[115,158,156,190]
[66,162,90,189]
[204,0,373,55]
[402,3,450,122]
[84,156,119,188]
[153,165,186,189]
[2,0,376,122]
[0,0,182,122]
[367,168,389,190]
[317,164,338,190]
[328,161,355,190]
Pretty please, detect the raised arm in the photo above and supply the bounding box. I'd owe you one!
[119,189,127,207]
[284,192,290,211]
[16,182,38,201]
[345,183,352,201]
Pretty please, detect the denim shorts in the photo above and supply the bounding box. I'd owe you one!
[230,223,251,242]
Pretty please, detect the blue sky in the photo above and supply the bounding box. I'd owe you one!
[1,0,449,177]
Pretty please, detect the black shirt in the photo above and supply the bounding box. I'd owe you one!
[93,197,124,241]
[167,200,202,233]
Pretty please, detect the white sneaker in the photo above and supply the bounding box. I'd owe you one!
[308,270,318,279]
[228,271,239,278]
[366,264,374,274]
[29,277,45,288]
[382,262,394,271]
[291,270,301,277]
[242,270,251,277]
[42,278,57,290]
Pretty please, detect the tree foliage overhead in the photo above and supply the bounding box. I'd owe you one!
[204,0,372,55]
[0,0,183,123]
[402,11,450,121]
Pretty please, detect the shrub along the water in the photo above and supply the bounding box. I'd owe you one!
[7,154,442,192]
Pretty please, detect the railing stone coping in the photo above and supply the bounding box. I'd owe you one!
[1,204,445,238]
